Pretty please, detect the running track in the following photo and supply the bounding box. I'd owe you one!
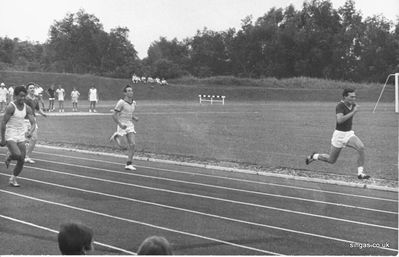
[0,146,397,255]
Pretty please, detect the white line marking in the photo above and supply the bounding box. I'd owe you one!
[22,156,398,215]
[32,149,399,201]
[4,164,397,231]
[0,214,136,255]
[1,180,397,253]
[0,189,281,255]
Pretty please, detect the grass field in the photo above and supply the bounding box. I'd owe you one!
[36,100,398,181]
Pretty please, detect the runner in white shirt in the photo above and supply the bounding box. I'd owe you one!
[88,86,98,112]
[55,85,65,112]
[110,85,139,171]
[0,82,8,112]
[0,85,36,187]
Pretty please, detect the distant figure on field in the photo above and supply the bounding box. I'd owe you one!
[7,85,14,104]
[88,85,98,112]
[306,88,370,180]
[34,83,45,109]
[137,236,172,255]
[0,82,8,112]
[58,222,94,255]
[71,87,80,112]
[56,85,65,112]
[47,84,56,111]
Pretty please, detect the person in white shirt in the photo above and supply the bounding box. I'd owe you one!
[71,87,80,112]
[34,84,45,109]
[8,85,14,104]
[110,85,138,171]
[0,82,9,112]
[55,85,65,112]
[88,86,98,112]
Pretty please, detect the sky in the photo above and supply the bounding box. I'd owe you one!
[0,0,398,59]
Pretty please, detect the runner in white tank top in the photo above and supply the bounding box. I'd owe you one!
[0,85,36,187]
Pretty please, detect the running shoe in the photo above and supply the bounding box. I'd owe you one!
[125,164,136,171]
[305,152,316,165]
[24,157,36,164]
[9,177,20,187]
[357,173,370,179]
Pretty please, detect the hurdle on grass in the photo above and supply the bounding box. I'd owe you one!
[198,95,226,105]
[373,73,399,113]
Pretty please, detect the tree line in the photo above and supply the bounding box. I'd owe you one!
[0,0,398,83]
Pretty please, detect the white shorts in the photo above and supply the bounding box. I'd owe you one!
[0,97,6,102]
[331,130,355,148]
[5,127,26,143]
[115,121,136,136]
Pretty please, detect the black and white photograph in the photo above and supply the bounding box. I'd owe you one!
[0,0,398,255]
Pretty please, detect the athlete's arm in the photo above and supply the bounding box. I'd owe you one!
[336,104,358,124]
[112,110,127,129]
[25,106,36,138]
[0,104,15,146]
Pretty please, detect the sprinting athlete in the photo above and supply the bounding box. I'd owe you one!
[0,86,36,187]
[110,85,138,171]
[306,88,370,179]
[24,83,48,164]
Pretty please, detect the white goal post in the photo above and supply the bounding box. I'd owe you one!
[372,73,399,113]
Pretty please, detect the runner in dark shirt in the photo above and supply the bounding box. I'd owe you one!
[305,88,370,179]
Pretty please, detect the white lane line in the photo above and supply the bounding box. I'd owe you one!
[22,156,398,215]
[31,150,399,202]
[0,190,281,255]
[1,179,397,254]
[0,214,136,255]
[4,165,397,231]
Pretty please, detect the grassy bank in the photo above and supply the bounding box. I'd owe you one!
[0,71,394,102]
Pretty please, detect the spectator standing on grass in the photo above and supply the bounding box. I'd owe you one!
[137,236,173,255]
[56,85,65,112]
[34,83,46,110]
[0,85,36,187]
[0,82,8,112]
[58,222,94,255]
[24,83,48,164]
[88,85,98,112]
[109,85,138,171]
[306,88,370,180]
[7,85,14,104]
[71,87,80,112]
[47,84,56,111]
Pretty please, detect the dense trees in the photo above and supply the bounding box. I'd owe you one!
[0,1,398,82]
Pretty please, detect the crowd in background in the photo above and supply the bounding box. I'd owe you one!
[0,82,99,113]
[132,74,168,86]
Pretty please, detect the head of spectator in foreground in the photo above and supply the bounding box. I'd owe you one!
[137,236,172,255]
[58,222,94,255]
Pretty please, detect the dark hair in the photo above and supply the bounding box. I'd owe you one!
[14,85,27,96]
[58,222,93,255]
[342,88,355,97]
[137,236,172,255]
[123,85,133,92]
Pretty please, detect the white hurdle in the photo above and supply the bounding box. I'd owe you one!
[199,95,226,105]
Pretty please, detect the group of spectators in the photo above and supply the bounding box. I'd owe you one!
[132,74,168,86]
[0,82,99,112]
[58,222,172,255]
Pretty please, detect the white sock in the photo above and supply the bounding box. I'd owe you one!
[313,154,319,160]
[358,166,364,175]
